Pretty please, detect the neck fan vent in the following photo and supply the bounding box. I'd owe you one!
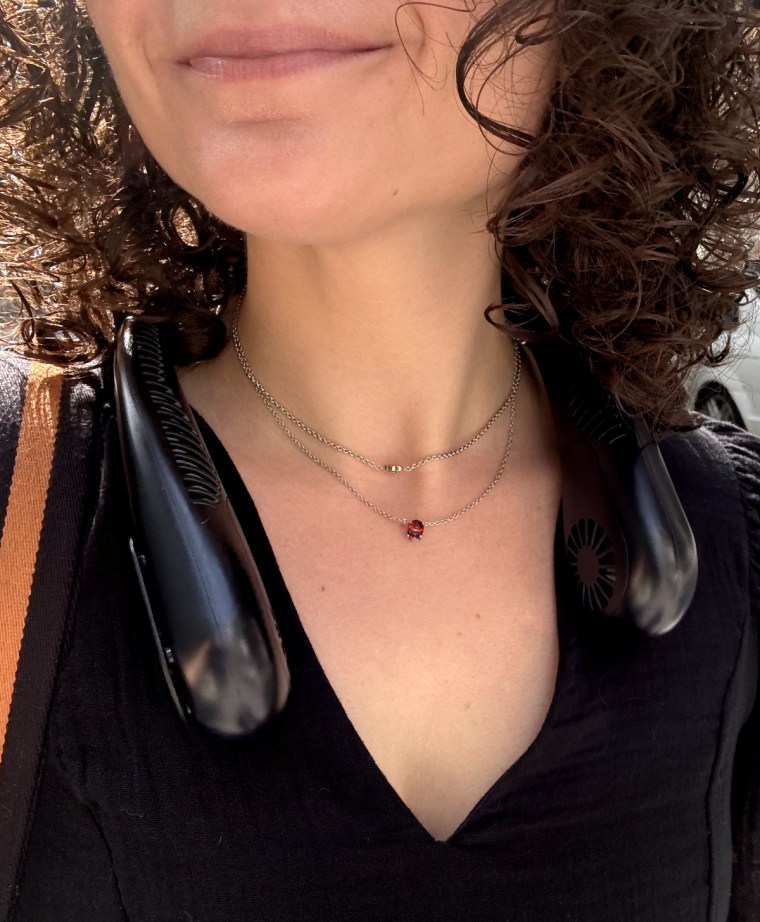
[131,322,222,506]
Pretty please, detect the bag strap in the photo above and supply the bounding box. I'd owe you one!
[0,350,102,921]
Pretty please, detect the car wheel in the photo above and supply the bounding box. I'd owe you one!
[696,387,746,428]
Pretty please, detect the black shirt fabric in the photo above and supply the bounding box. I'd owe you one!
[12,389,760,922]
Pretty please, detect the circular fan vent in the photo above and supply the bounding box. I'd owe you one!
[566,517,617,612]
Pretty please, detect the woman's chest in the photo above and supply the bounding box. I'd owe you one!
[253,490,562,842]
[33,422,757,921]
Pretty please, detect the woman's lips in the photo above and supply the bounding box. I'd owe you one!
[179,26,391,80]
[185,47,389,81]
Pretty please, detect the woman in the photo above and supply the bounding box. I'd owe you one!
[1,0,759,918]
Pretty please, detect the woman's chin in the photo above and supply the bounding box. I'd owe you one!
[198,191,390,247]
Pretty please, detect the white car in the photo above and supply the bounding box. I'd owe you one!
[685,303,760,435]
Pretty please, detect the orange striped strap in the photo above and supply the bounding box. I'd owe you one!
[0,351,103,921]
[0,359,63,760]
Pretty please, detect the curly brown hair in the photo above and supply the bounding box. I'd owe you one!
[1,0,759,427]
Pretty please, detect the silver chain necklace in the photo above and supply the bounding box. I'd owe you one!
[232,294,519,474]
[230,290,522,540]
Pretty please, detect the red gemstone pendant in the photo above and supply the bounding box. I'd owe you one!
[407,520,424,541]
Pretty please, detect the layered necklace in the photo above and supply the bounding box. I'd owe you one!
[230,290,522,541]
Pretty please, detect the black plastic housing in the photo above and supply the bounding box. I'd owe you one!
[114,319,290,738]
[527,339,698,636]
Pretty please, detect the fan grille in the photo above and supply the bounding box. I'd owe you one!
[132,323,222,506]
[566,517,617,611]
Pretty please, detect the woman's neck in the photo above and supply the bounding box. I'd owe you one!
[231,221,515,466]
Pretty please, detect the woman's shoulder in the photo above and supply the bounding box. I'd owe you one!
[0,346,37,434]
[0,345,114,518]
[0,345,113,437]
[660,416,760,597]
[0,346,115,914]
[660,415,760,503]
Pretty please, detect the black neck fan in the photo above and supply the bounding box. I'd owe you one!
[526,338,698,636]
[114,318,290,740]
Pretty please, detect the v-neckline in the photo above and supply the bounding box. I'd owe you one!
[191,408,575,847]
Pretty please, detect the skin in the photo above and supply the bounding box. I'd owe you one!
[84,0,556,467]
[84,0,562,842]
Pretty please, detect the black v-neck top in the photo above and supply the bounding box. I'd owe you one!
[13,402,760,921]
